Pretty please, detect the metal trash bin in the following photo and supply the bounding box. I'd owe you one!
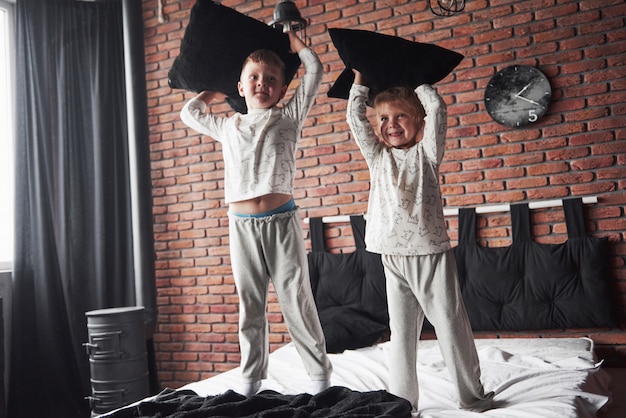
[84,306,149,415]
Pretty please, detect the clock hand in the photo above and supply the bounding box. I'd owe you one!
[516,83,531,96]
[515,94,543,107]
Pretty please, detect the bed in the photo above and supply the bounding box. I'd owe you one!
[101,198,615,418]
[102,337,611,418]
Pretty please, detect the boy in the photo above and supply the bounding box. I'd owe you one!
[180,32,332,397]
[346,70,493,412]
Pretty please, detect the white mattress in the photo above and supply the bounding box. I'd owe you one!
[180,337,611,418]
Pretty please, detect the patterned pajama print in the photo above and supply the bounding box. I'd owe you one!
[181,47,332,383]
[347,83,489,409]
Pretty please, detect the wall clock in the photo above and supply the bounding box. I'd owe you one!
[484,65,552,128]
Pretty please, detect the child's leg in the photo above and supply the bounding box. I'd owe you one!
[411,250,490,408]
[382,254,424,410]
[263,209,332,383]
[229,215,271,384]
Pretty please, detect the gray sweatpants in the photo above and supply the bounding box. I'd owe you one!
[228,208,332,383]
[382,250,487,409]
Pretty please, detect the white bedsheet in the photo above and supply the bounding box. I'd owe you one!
[181,337,611,418]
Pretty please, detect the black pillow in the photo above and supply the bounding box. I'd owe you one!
[307,216,390,353]
[318,307,388,354]
[309,250,389,326]
[168,0,301,114]
[327,28,464,101]
[454,200,613,331]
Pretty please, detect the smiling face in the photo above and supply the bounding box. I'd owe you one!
[375,100,424,149]
[238,54,287,111]
[373,87,426,149]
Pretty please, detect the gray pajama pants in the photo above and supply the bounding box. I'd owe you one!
[228,208,332,383]
[382,250,487,409]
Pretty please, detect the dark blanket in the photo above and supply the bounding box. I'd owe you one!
[106,386,412,418]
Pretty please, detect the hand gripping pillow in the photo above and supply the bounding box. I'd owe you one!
[168,0,301,114]
[327,28,464,101]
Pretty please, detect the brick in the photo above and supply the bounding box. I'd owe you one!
[485,167,526,180]
[561,33,607,50]
[466,181,505,193]
[589,117,626,131]
[342,2,375,18]
[320,173,353,186]
[440,162,461,174]
[463,158,503,172]
[550,172,595,185]
[571,155,616,170]
[444,171,484,184]
[501,129,543,144]
[527,162,569,176]
[484,143,527,159]
[474,28,514,45]
[319,153,351,165]
[444,148,482,162]
[597,168,626,180]
[592,141,626,155]
[571,182,617,196]
[506,177,548,190]
[546,147,591,161]
[440,185,465,197]
[485,191,526,203]
[445,194,485,209]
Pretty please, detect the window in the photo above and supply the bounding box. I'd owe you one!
[0,0,14,271]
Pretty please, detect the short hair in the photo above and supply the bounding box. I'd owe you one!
[241,49,287,85]
[374,86,426,120]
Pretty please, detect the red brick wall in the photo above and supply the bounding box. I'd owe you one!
[142,0,626,388]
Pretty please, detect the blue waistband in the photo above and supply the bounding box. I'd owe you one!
[231,198,296,218]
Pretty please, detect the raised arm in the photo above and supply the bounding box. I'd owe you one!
[353,69,365,86]
[281,32,323,126]
[180,90,227,139]
[346,71,384,163]
[195,90,227,106]
[288,31,306,54]
[415,84,447,165]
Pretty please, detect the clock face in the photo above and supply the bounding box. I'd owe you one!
[484,65,552,128]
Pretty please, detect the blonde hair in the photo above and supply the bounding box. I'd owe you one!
[374,86,425,120]
[241,49,287,85]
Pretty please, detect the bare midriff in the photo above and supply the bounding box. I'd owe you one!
[229,193,293,215]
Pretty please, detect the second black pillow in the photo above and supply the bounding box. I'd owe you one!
[328,28,464,101]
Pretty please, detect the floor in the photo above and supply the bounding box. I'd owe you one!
[597,368,626,418]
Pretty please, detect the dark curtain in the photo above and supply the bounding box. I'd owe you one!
[9,0,155,417]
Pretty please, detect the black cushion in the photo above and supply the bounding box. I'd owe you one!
[327,28,464,101]
[168,0,301,114]
[454,200,613,331]
[309,250,389,353]
[309,250,389,324]
[317,307,388,354]
[307,216,389,353]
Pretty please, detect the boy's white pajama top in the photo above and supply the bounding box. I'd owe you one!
[347,83,489,410]
[180,47,332,385]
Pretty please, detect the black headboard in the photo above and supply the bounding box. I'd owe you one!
[308,199,613,351]
[454,198,613,331]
